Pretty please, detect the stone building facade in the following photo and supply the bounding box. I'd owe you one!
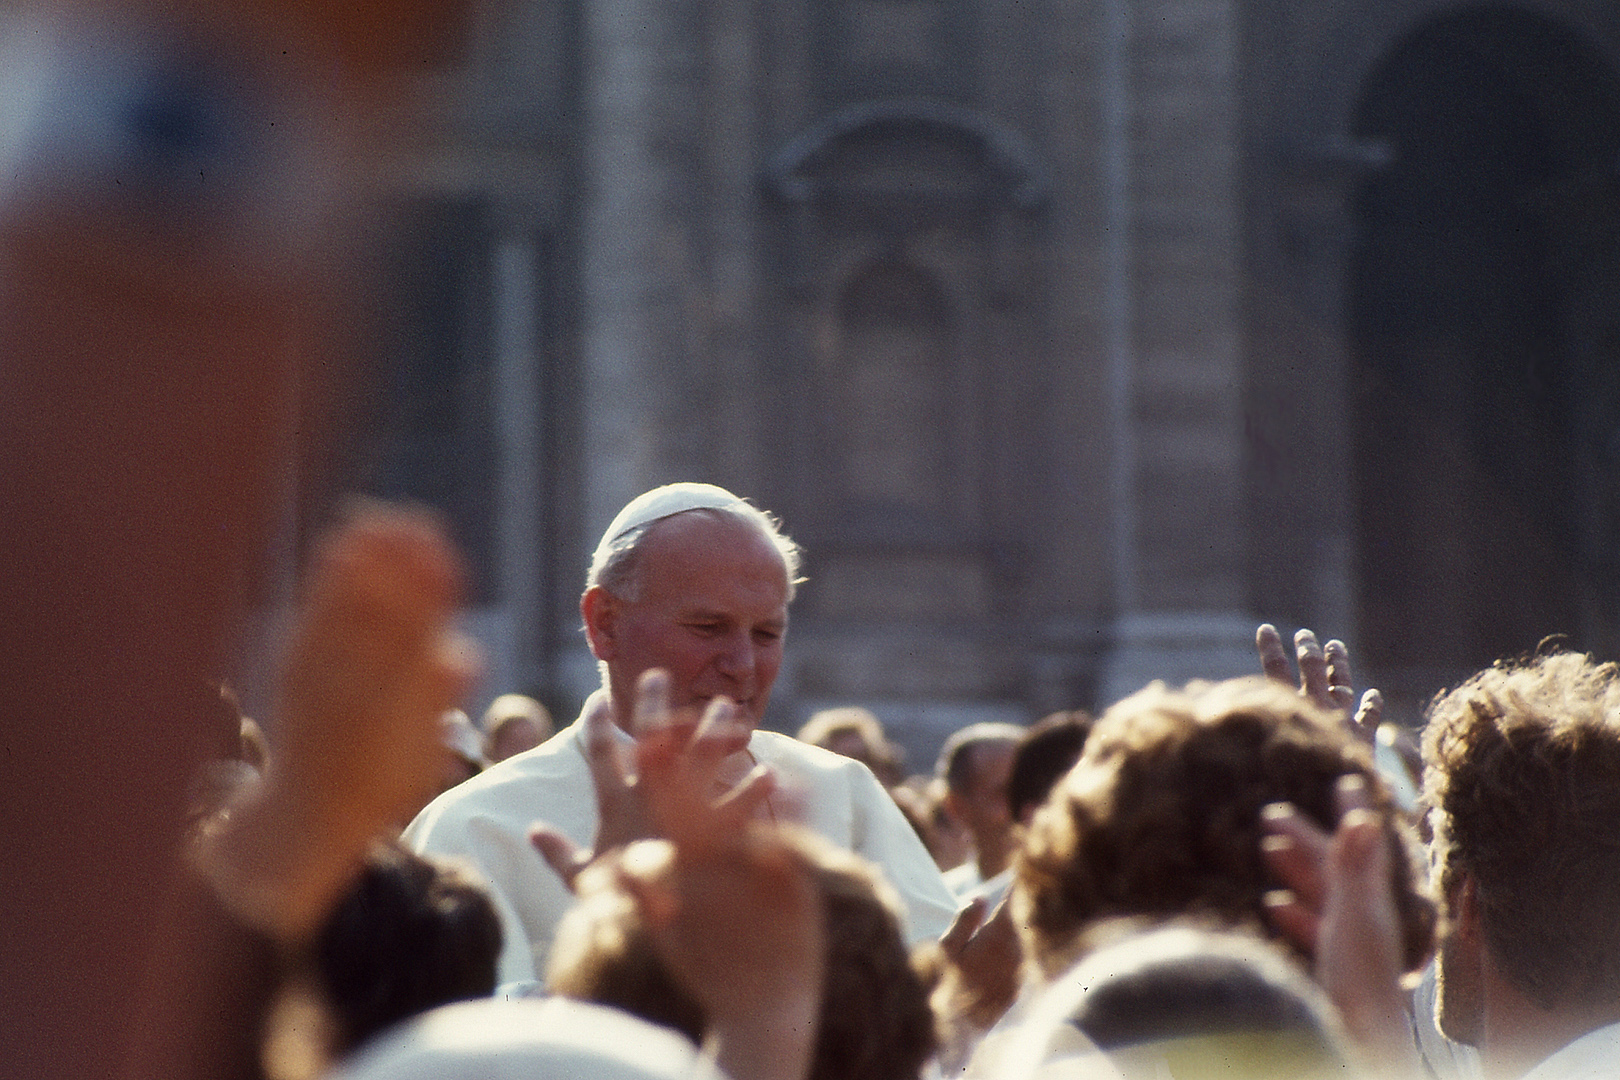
[367,0,1620,759]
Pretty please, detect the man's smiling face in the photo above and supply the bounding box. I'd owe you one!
[584,510,790,732]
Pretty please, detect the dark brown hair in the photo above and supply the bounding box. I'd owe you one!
[1014,677,1434,980]
[1423,651,1620,1010]
[549,827,938,1080]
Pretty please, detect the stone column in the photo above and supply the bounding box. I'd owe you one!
[579,0,705,539]
[488,233,544,697]
[1098,0,1256,704]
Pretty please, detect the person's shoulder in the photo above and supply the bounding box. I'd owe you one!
[750,728,873,776]
[407,724,589,838]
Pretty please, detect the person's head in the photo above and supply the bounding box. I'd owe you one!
[548,827,938,1080]
[936,722,1024,850]
[1014,676,1434,982]
[581,483,802,731]
[312,840,502,1060]
[1422,651,1620,1041]
[1007,710,1094,826]
[798,706,905,785]
[481,693,553,762]
[997,921,1357,1080]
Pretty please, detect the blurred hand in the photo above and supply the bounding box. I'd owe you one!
[936,895,1023,1029]
[199,503,479,944]
[583,673,823,1080]
[530,670,769,890]
[1261,776,1417,1074]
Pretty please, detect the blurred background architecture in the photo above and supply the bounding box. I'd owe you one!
[344,0,1620,763]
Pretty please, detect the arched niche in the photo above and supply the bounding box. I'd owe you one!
[761,99,1048,295]
[761,101,1049,623]
[1347,5,1620,684]
[827,258,959,520]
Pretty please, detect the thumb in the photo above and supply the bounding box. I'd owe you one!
[529,824,589,892]
[939,896,988,959]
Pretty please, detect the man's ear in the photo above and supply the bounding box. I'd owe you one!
[941,788,969,829]
[581,586,619,661]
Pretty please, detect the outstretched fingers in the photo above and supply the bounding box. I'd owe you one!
[1257,623,1293,685]
[1260,800,1331,955]
[1294,629,1333,710]
[1257,621,1379,743]
[637,695,762,856]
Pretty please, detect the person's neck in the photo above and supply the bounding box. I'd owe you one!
[1479,954,1620,1080]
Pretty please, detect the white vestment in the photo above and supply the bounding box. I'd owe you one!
[406,699,959,986]
[330,997,724,1080]
[1519,1020,1620,1080]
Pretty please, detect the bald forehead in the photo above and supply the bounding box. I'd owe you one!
[636,510,791,592]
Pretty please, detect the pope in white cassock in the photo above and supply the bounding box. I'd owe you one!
[405,483,959,987]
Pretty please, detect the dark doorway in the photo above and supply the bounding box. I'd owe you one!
[1350,5,1620,690]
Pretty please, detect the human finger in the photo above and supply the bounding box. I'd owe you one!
[583,692,630,799]
[1263,889,1322,955]
[632,668,673,737]
[1334,773,1373,821]
[708,764,778,832]
[529,824,591,891]
[1259,801,1330,910]
[939,897,988,959]
[685,696,752,780]
[1324,639,1354,715]
[1316,807,1419,1069]
[636,721,718,852]
[1295,629,1332,708]
[1257,624,1293,684]
[1353,689,1383,744]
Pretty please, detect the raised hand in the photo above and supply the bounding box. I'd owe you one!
[1260,776,1419,1075]
[199,503,479,945]
[531,670,772,891]
[588,674,823,1080]
[1256,623,1381,743]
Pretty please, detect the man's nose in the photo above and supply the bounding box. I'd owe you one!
[714,631,758,680]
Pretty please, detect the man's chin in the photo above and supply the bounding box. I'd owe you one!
[705,696,763,729]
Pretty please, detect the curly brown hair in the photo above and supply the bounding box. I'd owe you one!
[548,826,938,1080]
[1422,650,1620,1011]
[1013,676,1434,980]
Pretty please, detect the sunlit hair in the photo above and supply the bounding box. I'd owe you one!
[585,505,803,603]
[799,706,905,784]
[1423,650,1620,1010]
[548,826,937,1080]
[935,721,1026,796]
[1013,676,1434,981]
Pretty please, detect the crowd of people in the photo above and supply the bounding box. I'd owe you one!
[9,4,1620,1080]
[128,481,1620,1080]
